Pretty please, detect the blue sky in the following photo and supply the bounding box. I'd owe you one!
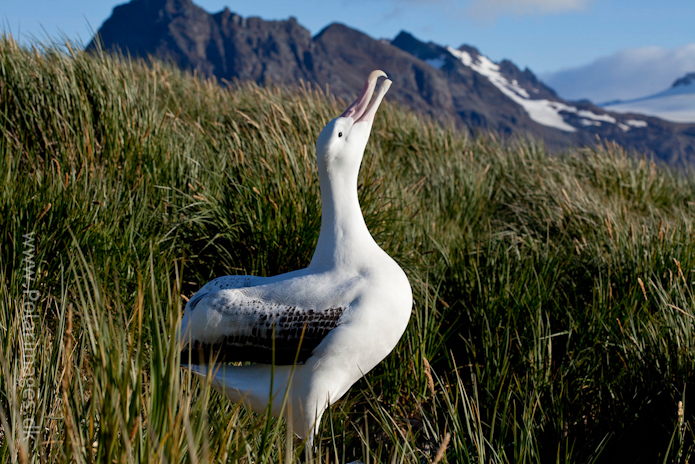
[4,0,695,101]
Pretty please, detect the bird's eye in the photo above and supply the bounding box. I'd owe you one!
[338,132,343,138]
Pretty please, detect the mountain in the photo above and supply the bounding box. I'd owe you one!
[88,0,695,165]
[604,72,695,123]
[390,33,695,164]
[88,0,315,85]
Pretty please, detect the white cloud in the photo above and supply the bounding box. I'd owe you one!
[542,44,695,103]
[366,0,591,19]
[467,0,594,19]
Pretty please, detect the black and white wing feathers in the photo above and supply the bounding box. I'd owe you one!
[180,285,345,365]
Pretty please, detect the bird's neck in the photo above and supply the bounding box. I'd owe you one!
[309,167,380,271]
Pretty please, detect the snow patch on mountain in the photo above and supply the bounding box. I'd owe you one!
[447,46,575,131]
[604,74,695,123]
[626,119,648,128]
[606,96,695,123]
[445,46,648,133]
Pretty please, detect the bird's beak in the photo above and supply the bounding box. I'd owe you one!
[341,70,392,124]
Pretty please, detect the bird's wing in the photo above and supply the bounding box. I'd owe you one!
[179,286,346,365]
[184,275,263,314]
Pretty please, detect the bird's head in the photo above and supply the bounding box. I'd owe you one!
[315,70,392,177]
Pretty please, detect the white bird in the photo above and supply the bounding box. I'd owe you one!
[178,70,412,443]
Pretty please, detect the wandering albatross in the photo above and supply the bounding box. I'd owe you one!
[178,70,412,443]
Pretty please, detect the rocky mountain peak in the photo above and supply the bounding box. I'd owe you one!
[672,72,695,88]
[456,44,482,61]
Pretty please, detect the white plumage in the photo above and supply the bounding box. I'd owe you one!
[179,70,412,442]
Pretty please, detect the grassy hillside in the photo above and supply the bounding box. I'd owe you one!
[1,36,695,463]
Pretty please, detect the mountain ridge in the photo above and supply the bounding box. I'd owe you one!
[673,72,695,88]
[604,71,695,124]
[88,0,695,165]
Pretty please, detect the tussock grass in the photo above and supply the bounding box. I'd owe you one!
[1,35,695,462]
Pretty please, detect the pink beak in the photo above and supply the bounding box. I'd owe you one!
[341,70,392,124]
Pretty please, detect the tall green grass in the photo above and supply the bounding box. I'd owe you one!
[1,35,695,462]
